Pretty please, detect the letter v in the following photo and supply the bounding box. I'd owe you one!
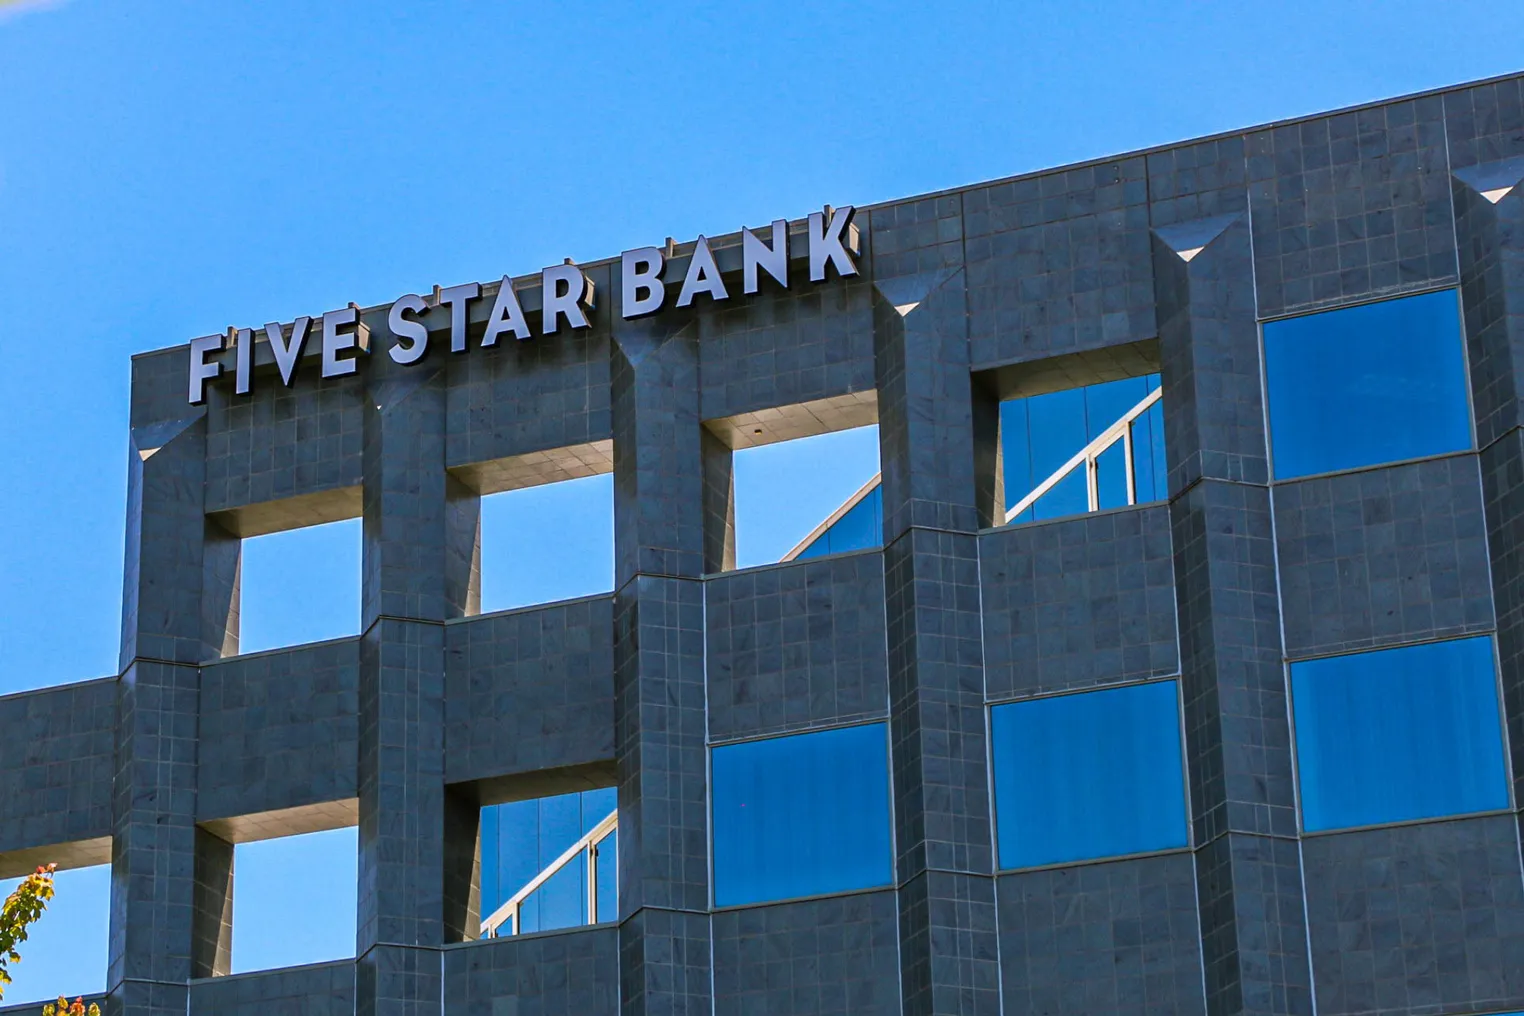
[265,317,312,386]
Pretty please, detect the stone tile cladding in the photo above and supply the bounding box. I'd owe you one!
[1274,455,1495,659]
[443,927,618,1016]
[205,374,364,513]
[187,961,355,1016]
[705,550,889,740]
[712,891,901,1016]
[997,853,1206,1016]
[444,596,614,785]
[980,505,1179,700]
[197,639,360,821]
[0,677,114,871]
[1,71,1520,1016]
[1301,816,1524,1016]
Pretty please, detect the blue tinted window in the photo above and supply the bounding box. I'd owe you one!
[1263,289,1471,479]
[794,485,882,560]
[1002,374,1164,523]
[480,787,616,932]
[711,722,892,907]
[991,681,1188,869]
[1291,636,1508,833]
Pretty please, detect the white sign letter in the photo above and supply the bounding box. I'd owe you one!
[234,327,252,395]
[321,305,370,378]
[187,333,224,405]
[541,262,595,334]
[621,247,666,318]
[388,294,429,365]
[808,205,860,283]
[675,235,728,308]
[264,317,311,387]
[438,282,480,353]
[482,277,533,345]
[743,219,789,295]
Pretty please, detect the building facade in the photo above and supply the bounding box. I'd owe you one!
[2,71,1524,1016]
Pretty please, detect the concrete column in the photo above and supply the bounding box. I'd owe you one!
[356,360,477,1015]
[191,828,234,978]
[110,350,230,1016]
[873,258,1000,1016]
[1455,161,1524,822]
[1153,214,1314,1016]
[610,314,712,1016]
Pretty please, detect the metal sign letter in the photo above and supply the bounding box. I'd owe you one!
[808,205,860,283]
[388,295,429,365]
[541,262,595,334]
[676,236,728,308]
[621,247,666,318]
[481,277,533,345]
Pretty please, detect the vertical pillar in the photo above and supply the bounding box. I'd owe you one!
[1455,161,1524,820]
[191,829,234,978]
[111,353,235,1015]
[873,261,1000,1016]
[1153,213,1313,1016]
[701,427,736,574]
[356,361,477,1015]
[610,314,712,1016]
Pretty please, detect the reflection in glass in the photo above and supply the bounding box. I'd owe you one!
[793,484,883,560]
[1263,289,1470,479]
[1095,441,1128,511]
[991,681,1188,869]
[1291,636,1508,833]
[480,787,616,933]
[1003,374,1165,523]
[711,722,892,907]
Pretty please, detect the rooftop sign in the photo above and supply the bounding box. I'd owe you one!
[187,206,860,404]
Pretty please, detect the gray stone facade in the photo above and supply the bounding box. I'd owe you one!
[2,71,1524,1016]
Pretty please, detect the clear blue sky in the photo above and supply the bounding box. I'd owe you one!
[1,0,1520,998]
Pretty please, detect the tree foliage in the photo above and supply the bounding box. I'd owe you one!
[0,864,56,1001]
[42,998,101,1016]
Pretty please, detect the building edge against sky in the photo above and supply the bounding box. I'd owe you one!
[1,69,1523,1016]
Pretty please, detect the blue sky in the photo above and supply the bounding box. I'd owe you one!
[0,0,1521,998]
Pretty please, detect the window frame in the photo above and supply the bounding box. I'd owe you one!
[706,717,897,911]
[1285,633,1515,838]
[1257,286,1477,484]
[986,675,1194,874]
[996,372,1169,529]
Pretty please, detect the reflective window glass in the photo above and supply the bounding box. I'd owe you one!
[711,722,892,907]
[991,681,1188,869]
[480,787,617,933]
[1291,636,1508,833]
[794,485,883,560]
[1263,289,1471,479]
[733,424,881,568]
[1002,374,1165,523]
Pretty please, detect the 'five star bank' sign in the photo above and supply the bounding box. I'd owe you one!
[187,206,860,405]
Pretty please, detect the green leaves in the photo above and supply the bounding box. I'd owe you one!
[0,863,56,1001]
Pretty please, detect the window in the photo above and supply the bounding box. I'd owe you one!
[1291,636,1508,833]
[239,517,361,653]
[232,827,357,972]
[711,722,892,907]
[730,423,881,567]
[991,681,1188,870]
[788,482,882,561]
[1263,289,1471,480]
[1002,374,1166,524]
[480,474,614,613]
[480,788,616,936]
